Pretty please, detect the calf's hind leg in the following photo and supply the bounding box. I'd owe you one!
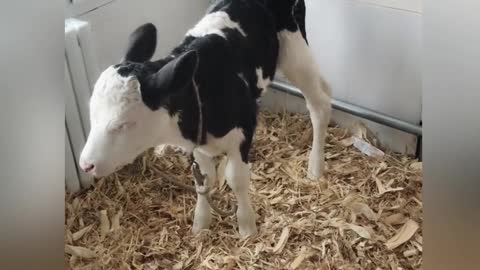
[277,30,332,179]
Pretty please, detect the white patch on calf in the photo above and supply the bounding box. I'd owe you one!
[91,66,140,103]
[187,11,247,39]
[89,67,141,128]
[255,68,271,95]
[196,128,246,158]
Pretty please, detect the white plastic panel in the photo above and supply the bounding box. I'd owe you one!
[65,20,94,135]
[65,60,93,188]
[354,0,422,13]
[65,126,81,193]
[69,0,115,16]
[65,19,100,90]
[305,0,422,125]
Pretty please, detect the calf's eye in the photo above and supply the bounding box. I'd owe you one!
[111,122,136,133]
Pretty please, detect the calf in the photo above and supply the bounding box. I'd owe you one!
[79,0,331,237]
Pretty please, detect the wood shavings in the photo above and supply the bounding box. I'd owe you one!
[290,246,314,269]
[64,110,423,269]
[72,225,93,241]
[272,226,290,254]
[99,210,110,239]
[383,213,408,225]
[349,202,378,221]
[65,230,73,245]
[65,245,96,259]
[342,195,377,221]
[110,209,123,232]
[346,223,374,240]
[410,161,423,171]
[385,219,420,250]
[403,249,418,257]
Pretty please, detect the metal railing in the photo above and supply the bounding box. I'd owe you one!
[269,80,422,136]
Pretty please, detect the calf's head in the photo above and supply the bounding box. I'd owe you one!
[79,23,198,177]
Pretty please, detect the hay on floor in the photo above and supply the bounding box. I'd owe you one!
[65,110,423,270]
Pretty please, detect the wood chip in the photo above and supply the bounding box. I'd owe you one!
[385,219,420,250]
[403,249,418,257]
[65,230,73,245]
[72,225,93,241]
[273,226,290,254]
[172,261,184,270]
[254,242,265,257]
[349,202,377,221]
[111,209,123,232]
[290,246,313,269]
[410,162,423,171]
[251,171,263,180]
[99,210,110,239]
[65,245,96,259]
[384,213,407,225]
[346,224,373,239]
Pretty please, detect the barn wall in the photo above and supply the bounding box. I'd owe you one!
[73,0,210,70]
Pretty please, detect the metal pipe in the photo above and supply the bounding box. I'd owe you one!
[269,80,423,136]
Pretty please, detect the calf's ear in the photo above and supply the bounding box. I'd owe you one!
[147,50,198,91]
[122,23,157,63]
[140,50,199,110]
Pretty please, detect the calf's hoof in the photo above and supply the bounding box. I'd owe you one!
[192,215,212,234]
[307,153,325,180]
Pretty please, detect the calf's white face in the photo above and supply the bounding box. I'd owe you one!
[79,66,159,177]
[79,23,199,178]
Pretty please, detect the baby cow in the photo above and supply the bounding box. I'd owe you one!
[79,0,331,237]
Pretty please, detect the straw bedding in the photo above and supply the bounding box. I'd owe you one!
[65,110,423,270]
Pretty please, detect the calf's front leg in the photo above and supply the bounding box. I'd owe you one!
[191,150,216,233]
[225,151,257,237]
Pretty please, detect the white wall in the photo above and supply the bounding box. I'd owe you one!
[264,0,422,154]
[77,0,210,70]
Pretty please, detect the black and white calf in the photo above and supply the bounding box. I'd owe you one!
[79,0,331,237]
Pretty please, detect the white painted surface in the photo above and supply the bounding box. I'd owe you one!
[264,0,422,154]
[68,0,115,17]
[65,60,94,188]
[354,0,422,13]
[78,0,210,70]
[304,0,421,124]
[65,126,81,193]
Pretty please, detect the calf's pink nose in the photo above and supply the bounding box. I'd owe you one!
[80,161,95,173]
